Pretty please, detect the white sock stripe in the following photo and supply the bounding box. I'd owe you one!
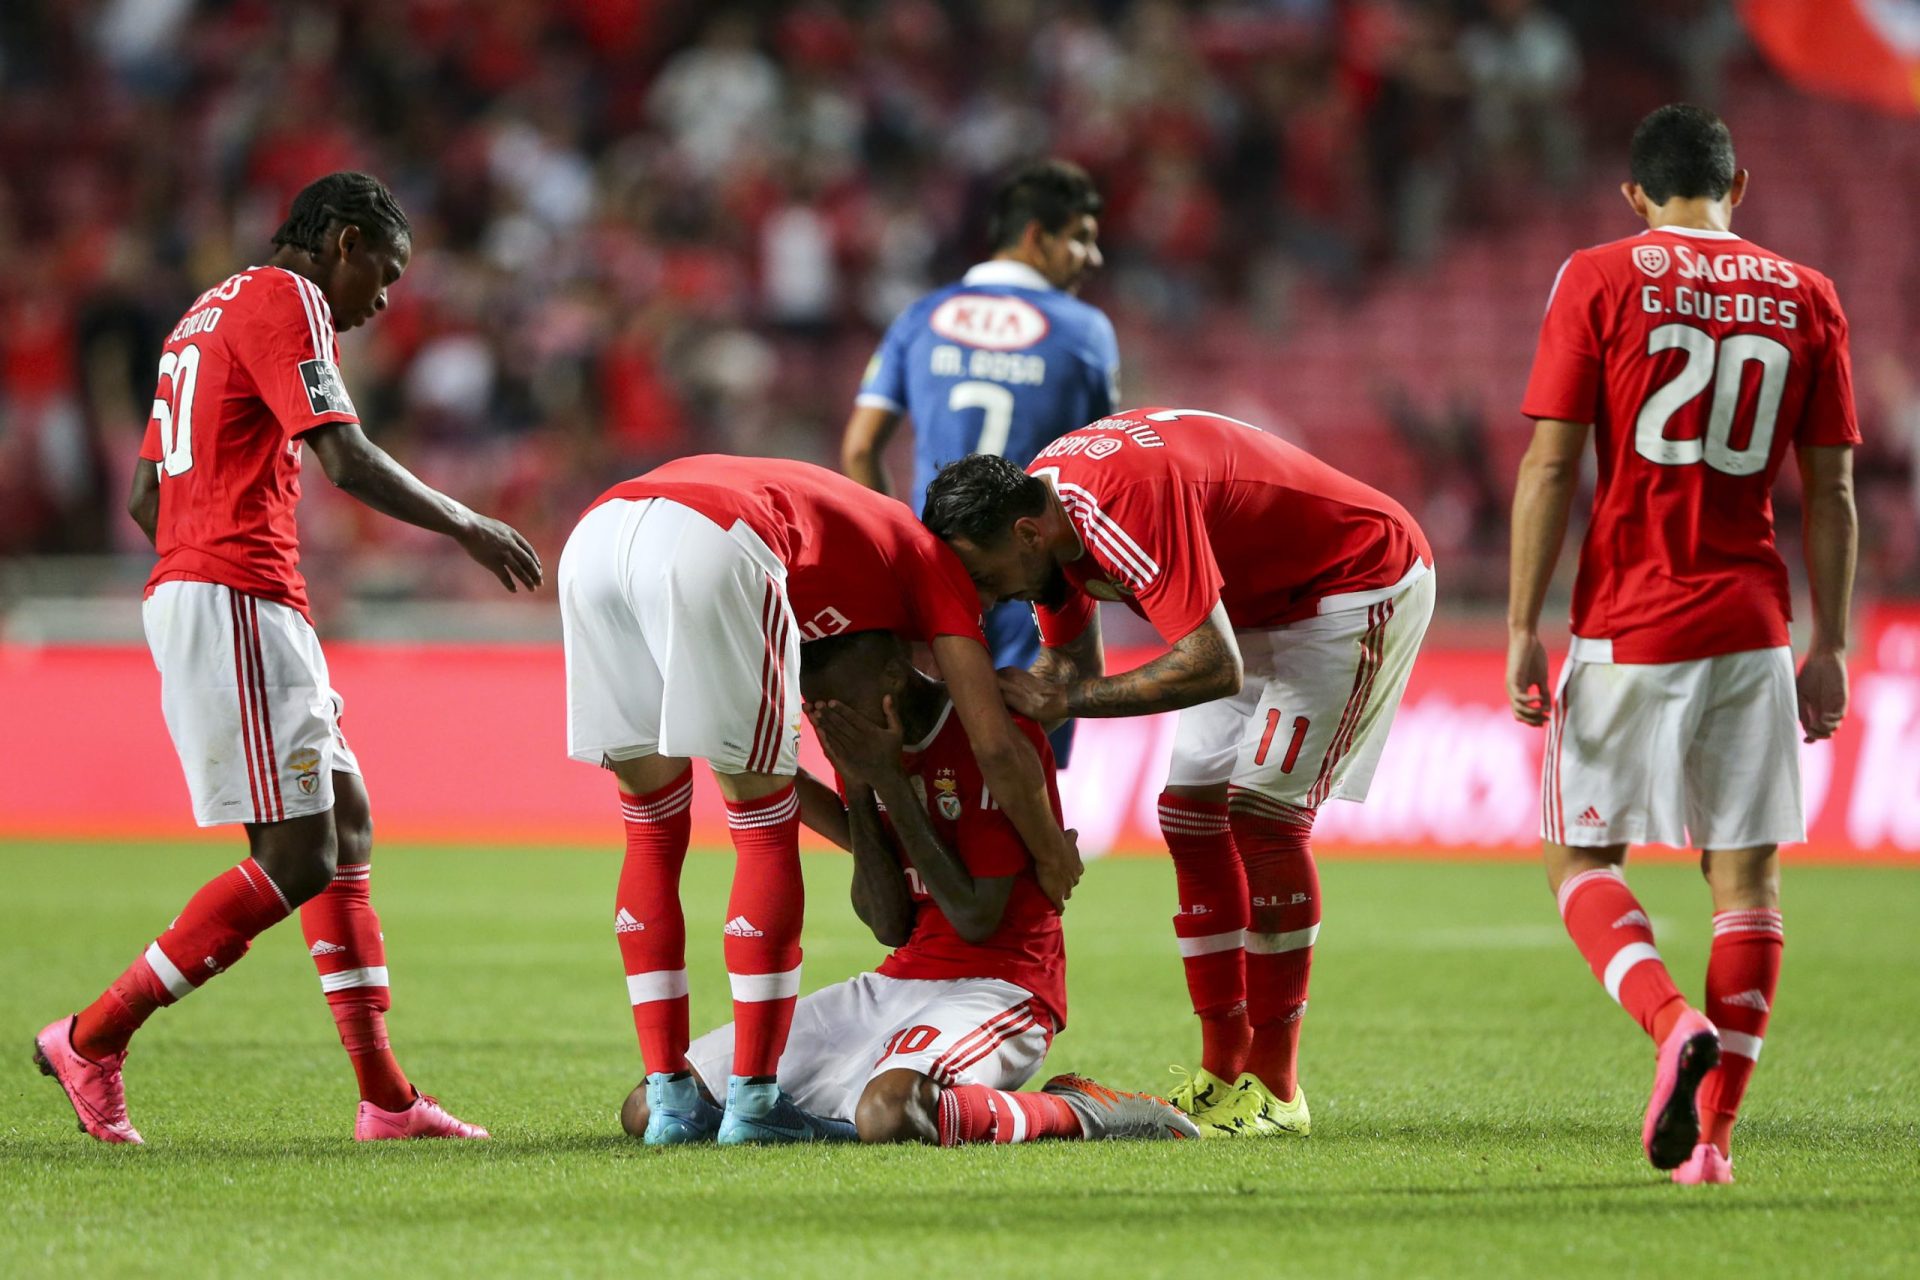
[332,868,372,881]
[728,966,802,1002]
[1556,866,1623,917]
[1176,928,1247,958]
[1003,1091,1029,1142]
[1244,923,1320,955]
[627,968,690,1005]
[143,942,195,999]
[1227,789,1315,827]
[1712,910,1784,936]
[1601,941,1662,1002]
[621,797,694,824]
[726,792,800,828]
[1720,1030,1764,1061]
[621,780,695,822]
[1158,811,1231,833]
[319,966,391,993]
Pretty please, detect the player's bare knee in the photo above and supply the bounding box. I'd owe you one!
[249,812,339,905]
[1702,845,1780,911]
[856,1070,939,1144]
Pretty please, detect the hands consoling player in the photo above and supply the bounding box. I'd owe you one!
[558,457,1081,1145]
[1507,105,1859,1184]
[923,407,1433,1137]
[620,632,1194,1146]
[34,172,543,1144]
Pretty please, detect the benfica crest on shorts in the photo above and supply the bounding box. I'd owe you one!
[288,746,322,795]
[933,770,963,821]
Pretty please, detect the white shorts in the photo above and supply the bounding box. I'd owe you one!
[142,581,361,827]
[686,973,1053,1121]
[560,498,802,776]
[1166,566,1434,807]
[1543,642,1803,850]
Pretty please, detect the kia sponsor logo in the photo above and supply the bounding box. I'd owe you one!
[929,293,1050,350]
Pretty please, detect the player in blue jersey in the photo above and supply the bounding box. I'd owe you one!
[841,160,1119,764]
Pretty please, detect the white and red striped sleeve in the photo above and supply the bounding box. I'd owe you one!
[239,269,361,439]
[1055,476,1222,645]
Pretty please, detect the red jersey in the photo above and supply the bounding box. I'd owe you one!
[1522,226,1859,663]
[591,457,985,646]
[1030,408,1431,646]
[139,267,360,619]
[864,705,1067,1028]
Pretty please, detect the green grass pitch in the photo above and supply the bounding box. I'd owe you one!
[2,843,1915,1279]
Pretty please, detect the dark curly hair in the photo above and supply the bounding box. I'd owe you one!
[921,454,1050,547]
[271,172,411,256]
[986,159,1103,251]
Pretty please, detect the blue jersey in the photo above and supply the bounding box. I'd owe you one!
[858,260,1120,514]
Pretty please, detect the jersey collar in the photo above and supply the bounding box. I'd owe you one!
[961,260,1055,292]
[903,697,956,754]
[1644,225,1739,241]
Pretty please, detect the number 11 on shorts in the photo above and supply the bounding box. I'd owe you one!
[1255,710,1310,773]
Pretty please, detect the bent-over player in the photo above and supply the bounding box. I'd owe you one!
[560,458,1080,1146]
[620,631,1195,1145]
[923,408,1434,1137]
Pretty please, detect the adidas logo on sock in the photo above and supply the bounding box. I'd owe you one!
[1576,807,1607,828]
[1722,988,1771,1012]
[723,915,764,938]
[309,939,347,957]
[1612,910,1650,930]
[614,907,645,934]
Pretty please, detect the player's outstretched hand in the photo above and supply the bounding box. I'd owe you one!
[998,667,1068,726]
[1796,649,1848,743]
[456,514,544,592]
[1506,630,1551,727]
[807,696,905,789]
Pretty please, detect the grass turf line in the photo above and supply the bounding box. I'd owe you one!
[2,843,1915,1279]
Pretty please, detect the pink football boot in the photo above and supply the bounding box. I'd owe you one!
[1644,1008,1720,1170]
[33,1016,143,1144]
[355,1091,490,1141]
[1672,1142,1735,1185]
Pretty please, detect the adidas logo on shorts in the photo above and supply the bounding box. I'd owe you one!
[1576,806,1607,828]
[723,915,764,938]
[614,908,645,934]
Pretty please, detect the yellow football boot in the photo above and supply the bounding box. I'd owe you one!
[1165,1066,1238,1138]
[1215,1073,1310,1136]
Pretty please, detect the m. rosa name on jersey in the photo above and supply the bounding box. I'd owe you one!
[928,293,1050,350]
[929,344,1047,386]
[1639,285,1801,329]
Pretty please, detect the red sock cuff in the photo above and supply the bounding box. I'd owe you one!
[620,769,696,822]
[723,783,799,824]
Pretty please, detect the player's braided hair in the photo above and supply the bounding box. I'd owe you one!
[922,454,1051,548]
[1629,104,1735,204]
[987,159,1102,251]
[270,172,411,256]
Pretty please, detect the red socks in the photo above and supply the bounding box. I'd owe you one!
[1231,791,1318,1102]
[1557,867,1688,1043]
[936,1084,1083,1145]
[1159,792,1250,1080]
[1699,907,1783,1155]
[723,784,804,1079]
[617,772,695,1076]
[301,861,411,1112]
[73,858,291,1060]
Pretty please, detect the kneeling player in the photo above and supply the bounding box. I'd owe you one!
[622,631,1195,1145]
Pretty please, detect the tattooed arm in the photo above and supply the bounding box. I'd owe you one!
[1000,602,1242,721]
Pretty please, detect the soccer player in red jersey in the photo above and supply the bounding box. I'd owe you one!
[1508,105,1858,1183]
[922,407,1434,1137]
[33,173,543,1144]
[558,457,1081,1144]
[618,631,1194,1145]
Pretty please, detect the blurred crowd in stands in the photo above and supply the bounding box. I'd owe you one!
[2,0,1916,616]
